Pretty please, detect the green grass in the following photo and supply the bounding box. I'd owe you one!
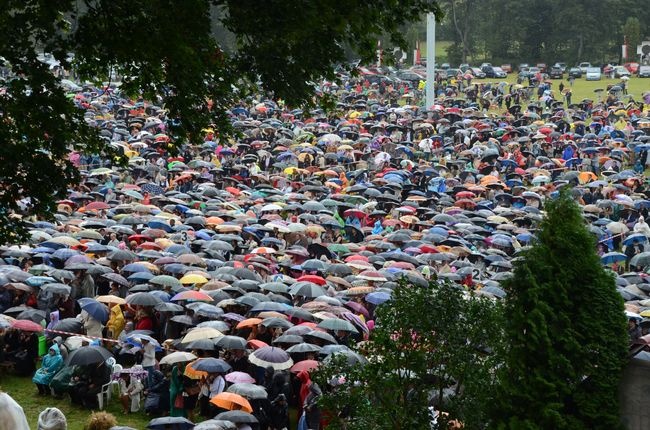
[1,374,149,430]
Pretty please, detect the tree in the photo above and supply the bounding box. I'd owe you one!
[623,17,642,61]
[489,192,628,430]
[315,280,504,430]
[0,0,442,244]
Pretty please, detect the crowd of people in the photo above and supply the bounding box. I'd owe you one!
[0,69,649,430]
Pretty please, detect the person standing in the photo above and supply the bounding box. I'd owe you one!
[141,338,156,388]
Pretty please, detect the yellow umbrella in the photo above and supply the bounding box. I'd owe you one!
[180,274,208,285]
[338,144,354,151]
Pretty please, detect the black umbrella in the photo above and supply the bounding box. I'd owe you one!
[52,318,84,335]
[147,416,195,430]
[215,410,259,424]
[215,335,247,350]
[184,339,218,350]
[16,308,47,323]
[66,345,113,366]
[126,292,162,307]
[101,272,129,286]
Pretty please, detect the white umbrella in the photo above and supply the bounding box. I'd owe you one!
[159,351,197,365]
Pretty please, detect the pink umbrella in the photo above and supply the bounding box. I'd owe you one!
[225,371,256,384]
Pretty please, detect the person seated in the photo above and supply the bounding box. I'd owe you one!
[69,361,111,409]
[144,368,170,416]
[8,331,38,376]
[33,344,64,396]
[118,373,144,414]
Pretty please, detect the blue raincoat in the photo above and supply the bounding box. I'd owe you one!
[32,344,63,385]
[372,220,384,235]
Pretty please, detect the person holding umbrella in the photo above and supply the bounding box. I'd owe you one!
[140,337,157,388]
[71,269,95,300]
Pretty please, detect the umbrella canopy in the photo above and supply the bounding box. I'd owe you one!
[190,357,232,373]
[159,351,197,365]
[79,298,109,324]
[126,292,163,307]
[147,417,195,430]
[66,346,113,366]
[226,383,268,399]
[248,346,293,370]
[210,392,253,413]
[214,411,259,425]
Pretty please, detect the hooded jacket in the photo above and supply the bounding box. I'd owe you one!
[107,304,125,339]
[32,344,63,385]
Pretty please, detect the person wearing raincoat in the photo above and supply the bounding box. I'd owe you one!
[634,216,650,238]
[107,304,125,339]
[169,364,186,417]
[33,344,64,395]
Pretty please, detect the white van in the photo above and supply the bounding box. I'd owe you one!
[585,67,601,81]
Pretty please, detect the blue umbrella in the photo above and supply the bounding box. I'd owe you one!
[148,220,173,233]
[600,252,628,265]
[190,357,231,373]
[140,183,165,196]
[25,276,56,287]
[623,234,648,246]
[128,271,154,282]
[122,263,152,273]
[79,298,109,324]
[365,291,391,305]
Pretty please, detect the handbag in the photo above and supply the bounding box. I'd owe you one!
[174,393,184,409]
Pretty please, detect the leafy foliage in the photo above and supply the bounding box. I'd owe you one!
[315,280,504,430]
[489,192,629,430]
[0,0,441,245]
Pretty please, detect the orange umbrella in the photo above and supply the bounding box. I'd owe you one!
[247,339,268,350]
[184,360,208,379]
[236,318,263,329]
[210,392,253,413]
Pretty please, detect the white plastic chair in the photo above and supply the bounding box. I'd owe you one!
[110,363,123,396]
[97,382,112,410]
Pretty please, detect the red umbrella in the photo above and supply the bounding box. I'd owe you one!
[290,360,319,373]
[85,201,111,211]
[247,339,268,350]
[297,275,326,286]
[343,209,366,219]
[12,319,44,332]
[345,255,368,263]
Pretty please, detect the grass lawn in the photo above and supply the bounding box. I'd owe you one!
[1,373,300,430]
[1,373,150,430]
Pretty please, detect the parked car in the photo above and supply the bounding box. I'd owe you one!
[578,62,592,73]
[446,68,461,79]
[459,63,470,72]
[500,64,512,73]
[518,63,530,71]
[638,65,650,78]
[549,66,564,79]
[491,66,507,78]
[624,62,640,74]
[396,70,423,85]
[440,63,450,70]
[481,65,496,78]
[518,67,531,79]
[614,66,631,78]
[585,67,602,81]
[480,62,493,69]
[568,67,582,78]
[536,63,547,72]
[554,62,568,71]
[470,67,486,78]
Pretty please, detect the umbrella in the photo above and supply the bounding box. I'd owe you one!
[290,359,319,373]
[159,351,197,365]
[101,272,129,286]
[227,383,268,399]
[286,343,322,354]
[631,252,650,267]
[317,318,359,333]
[290,282,327,298]
[182,327,223,343]
[126,292,162,307]
[214,411,259,425]
[210,392,253,413]
[171,290,213,302]
[16,308,47,323]
[12,319,44,332]
[190,357,232,373]
[79,298,109,324]
[66,346,113,366]
[600,252,627,265]
[193,420,236,430]
[147,417,194,430]
[215,335,247,350]
[225,372,256,384]
[52,318,84,334]
[248,346,294,370]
